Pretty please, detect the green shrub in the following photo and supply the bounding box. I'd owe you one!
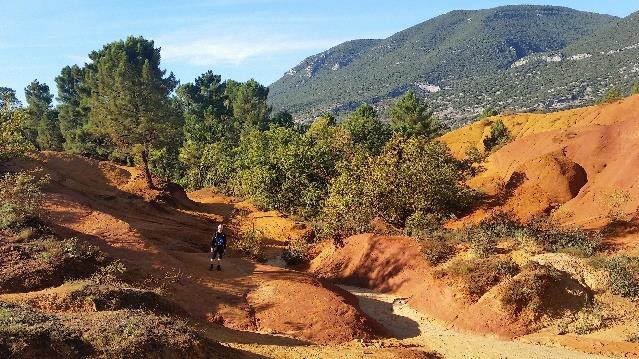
[467,230,498,258]
[234,229,266,262]
[501,262,564,315]
[526,217,601,256]
[404,210,441,237]
[281,238,312,266]
[483,119,510,152]
[421,238,456,266]
[463,214,601,257]
[448,258,520,302]
[0,171,49,229]
[0,303,221,358]
[597,87,622,104]
[322,136,478,236]
[603,256,639,300]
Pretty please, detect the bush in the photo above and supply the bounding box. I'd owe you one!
[526,217,601,256]
[597,87,622,104]
[234,229,266,262]
[1,233,107,294]
[603,256,639,300]
[448,257,520,302]
[501,262,565,315]
[483,119,510,152]
[601,189,631,223]
[0,303,221,359]
[0,171,49,229]
[468,230,498,258]
[404,210,441,237]
[421,238,456,266]
[322,136,478,236]
[569,305,607,335]
[281,238,312,266]
[463,214,601,257]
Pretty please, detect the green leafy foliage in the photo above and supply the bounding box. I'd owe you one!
[0,171,49,229]
[282,238,313,266]
[389,91,442,138]
[446,257,520,301]
[478,107,499,119]
[234,229,266,262]
[322,135,477,235]
[24,80,63,151]
[86,36,180,188]
[483,119,510,152]
[420,237,457,266]
[0,95,34,162]
[633,83,639,95]
[597,87,623,104]
[462,214,601,256]
[602,256,639,300]
[340,103,390,155]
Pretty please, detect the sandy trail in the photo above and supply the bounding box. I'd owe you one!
[339,285,609,359]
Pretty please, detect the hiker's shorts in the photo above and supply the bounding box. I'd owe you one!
[212,246,225,260]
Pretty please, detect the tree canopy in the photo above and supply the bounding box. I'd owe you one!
[86,36,179,188]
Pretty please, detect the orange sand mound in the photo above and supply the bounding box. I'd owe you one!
[441,95,639,228]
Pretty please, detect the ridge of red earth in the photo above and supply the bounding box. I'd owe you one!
[4,151,384,345]
[440,94,639,230]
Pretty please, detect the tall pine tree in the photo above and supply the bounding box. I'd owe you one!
[86,36,179,188]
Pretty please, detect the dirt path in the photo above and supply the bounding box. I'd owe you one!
[339,285,610,359]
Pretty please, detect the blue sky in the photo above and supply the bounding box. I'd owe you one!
[1,0,637,103]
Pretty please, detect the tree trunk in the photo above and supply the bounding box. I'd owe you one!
[140,149,155,189]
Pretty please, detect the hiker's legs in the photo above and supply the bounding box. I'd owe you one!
[216,248,223,270]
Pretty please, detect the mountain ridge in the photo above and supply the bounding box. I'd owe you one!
[268,5,636,125]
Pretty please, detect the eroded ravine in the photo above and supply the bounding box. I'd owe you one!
[338,285,609,359]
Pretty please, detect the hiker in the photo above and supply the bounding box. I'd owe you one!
[210,224,227,271]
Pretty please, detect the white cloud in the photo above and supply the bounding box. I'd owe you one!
[159,35,339,66]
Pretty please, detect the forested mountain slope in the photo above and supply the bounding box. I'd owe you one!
[268,6,638,124]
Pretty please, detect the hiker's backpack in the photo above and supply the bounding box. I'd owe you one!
[214,233,225,247]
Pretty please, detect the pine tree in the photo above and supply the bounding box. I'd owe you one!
[25,80,63,150]
[87,36,179,189]
[389,91,441,138]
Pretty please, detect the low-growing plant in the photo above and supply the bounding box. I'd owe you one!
[483,119,510,153]
[597,87,623,104]
[234,228,266,262]
[447,257,520,302]
[281,238,312,266]
[464,214,601,256]
[602,256,639,300]
[500,262,591,317]
[467,230,498,258]
[601,189,631,223]
[404,210,441,237]
[0,171,49,229]
[421,238,456,266]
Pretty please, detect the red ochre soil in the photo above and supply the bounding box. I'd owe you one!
[441,95,639,229]
[5,152,383,346]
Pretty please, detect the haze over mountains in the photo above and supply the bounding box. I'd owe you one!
[268,5,639,125]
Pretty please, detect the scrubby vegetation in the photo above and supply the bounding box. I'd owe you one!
[0,302,222,359]
[234,228,267,262]
[0,170,49,229]
[463,214,601,256]
[599,256,639,300]
[282,237,314,266]
[483,119,510,153]
[446,257,520,302]
[500,263,560,315]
